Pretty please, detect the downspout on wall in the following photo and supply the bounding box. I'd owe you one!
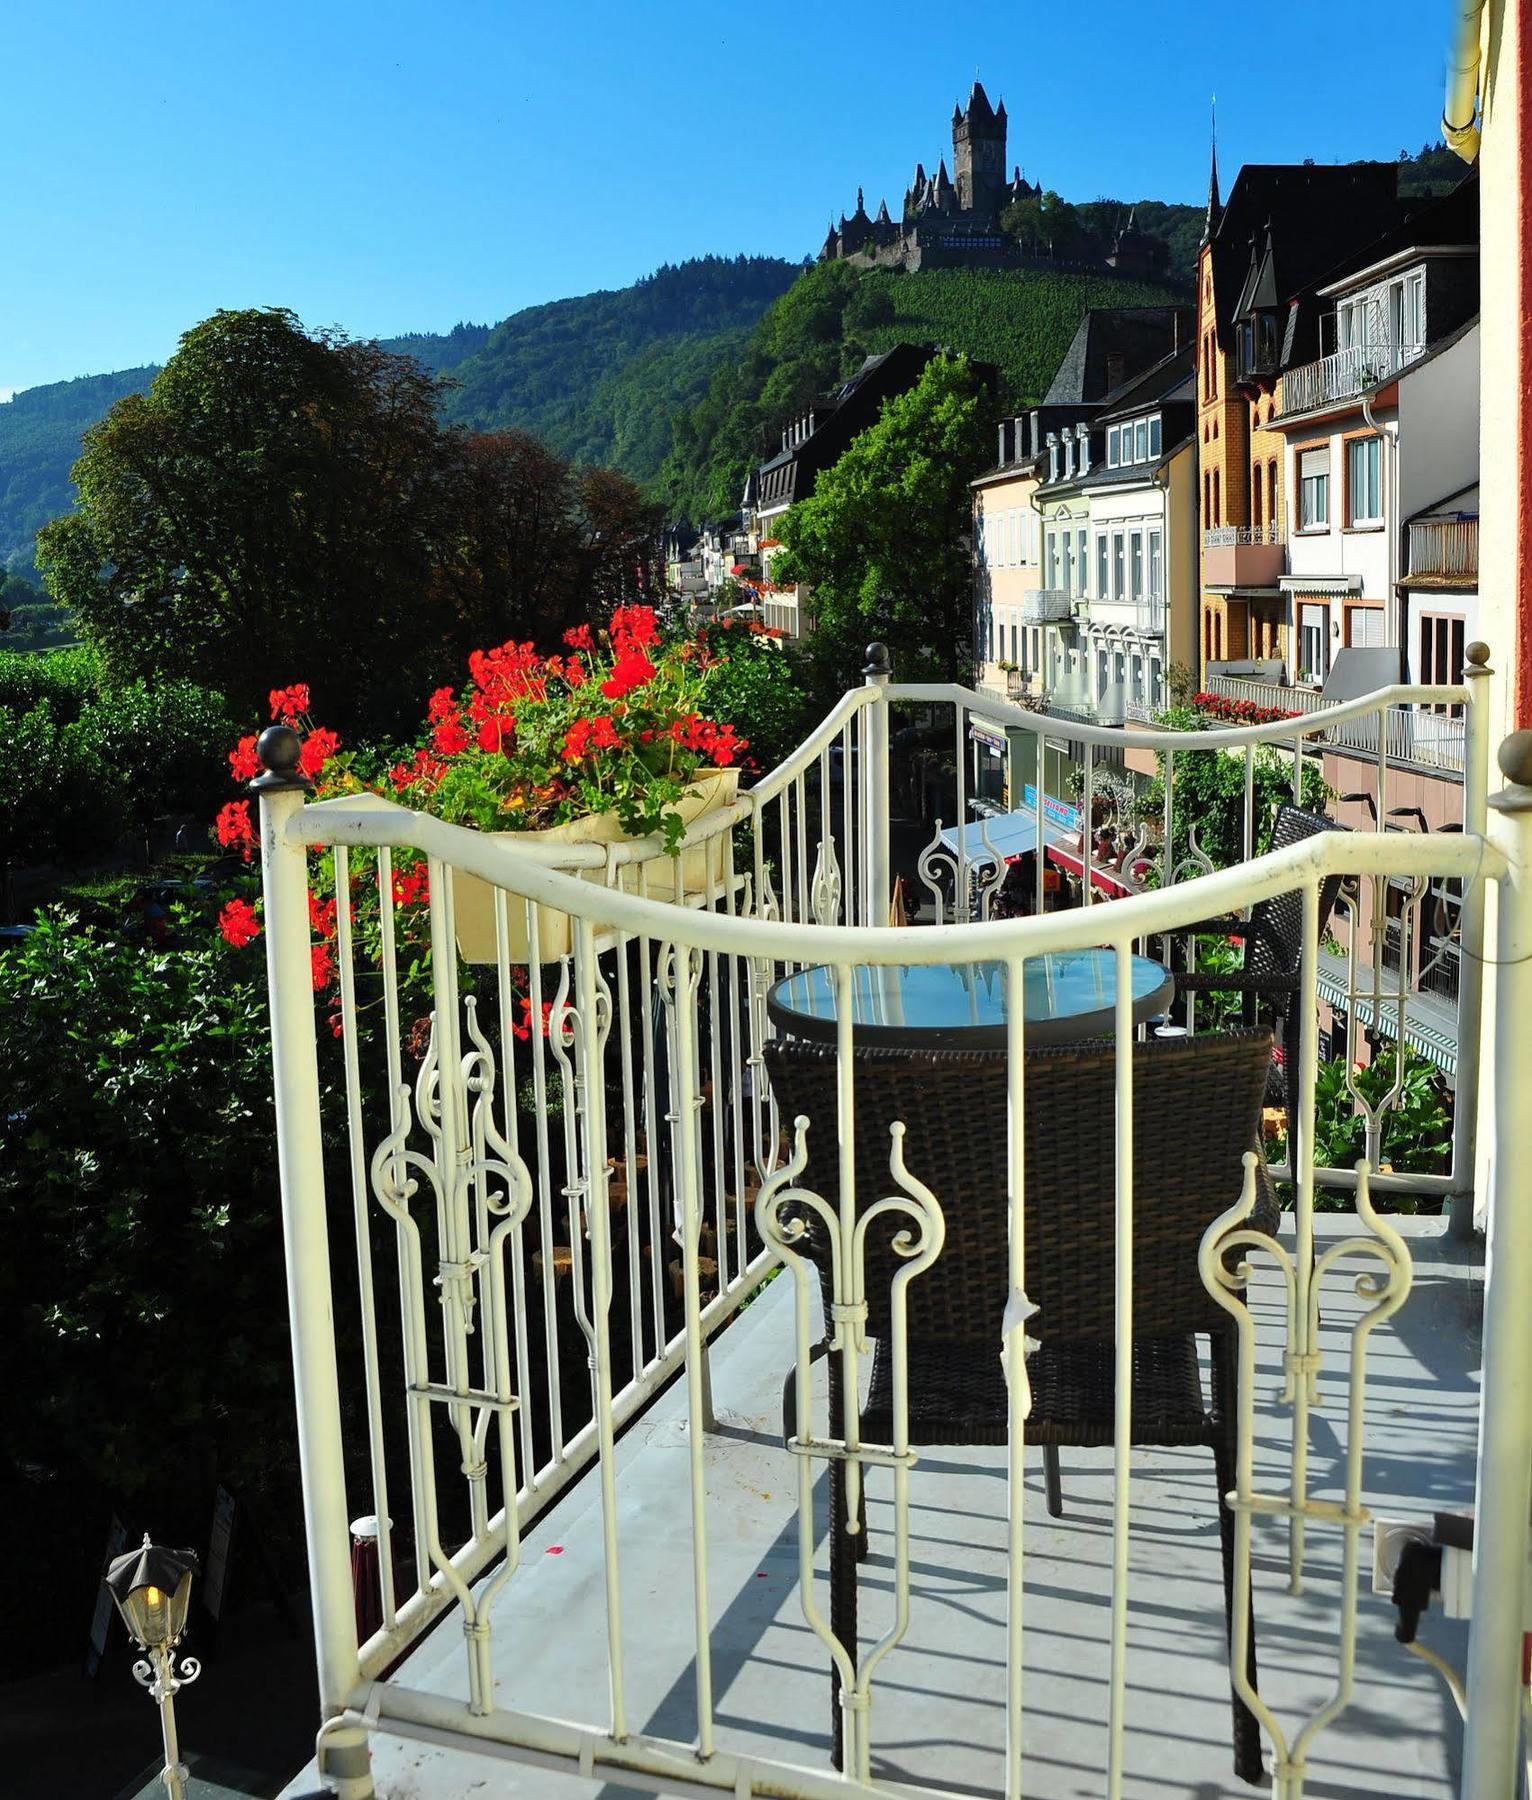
[1444,0,1486,160]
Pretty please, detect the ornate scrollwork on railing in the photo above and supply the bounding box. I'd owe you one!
[811,834,843,926]
[1199,1154,1413,1800]
[1170,822,1217,887]
[916,817,951,924]
[754,1112,946,1782]
[366,969,536,1716]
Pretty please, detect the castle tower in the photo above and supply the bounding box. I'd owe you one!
[953,80,1006,215]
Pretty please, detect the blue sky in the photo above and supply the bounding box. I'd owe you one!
[3,0,1455,396]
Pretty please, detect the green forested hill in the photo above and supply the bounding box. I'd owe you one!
[0,257,799,580]
[434,256,804,465]
[655,259,1184,520]
[0,368,159,578]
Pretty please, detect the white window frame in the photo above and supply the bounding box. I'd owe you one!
[1299,448,1331,531]
[1348,436,1383,527]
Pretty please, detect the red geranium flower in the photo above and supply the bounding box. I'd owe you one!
[269,683,311,724]
[511,997,555,1042]
[477,715,515,753]
[299,726,341,778]
[561,718,593,763]
[218,896,262,947]
[600,645,656,701]
[562,623,594,652]
[427,686,459,724]
[391,867,429,908]
[310,941,335,992]
[308,893,338,938]
[609,605,658,650]
[432,716,470,756]
[215,800,256,861]
[229,734,261,782]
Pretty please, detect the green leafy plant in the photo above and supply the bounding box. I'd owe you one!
[1274,1049,1452,1209]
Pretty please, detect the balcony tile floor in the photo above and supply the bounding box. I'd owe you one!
[283,1215,1480,1799]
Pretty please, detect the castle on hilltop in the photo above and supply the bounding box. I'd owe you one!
[820,81,1160,279]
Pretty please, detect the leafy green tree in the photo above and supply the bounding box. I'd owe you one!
[770,354,993,696]
[1138,708,1331,873]
[0,700,122,871]
[699,626,814,774]
[74,677,236,846]
[38,308,459,736]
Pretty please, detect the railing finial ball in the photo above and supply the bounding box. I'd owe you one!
[1465,641,1490,669]
[250,723,310,792]
[1496,730,1532,790]
[863,642,891,678]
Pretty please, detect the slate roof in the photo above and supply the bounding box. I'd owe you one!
[1041,308,1192,406]
[1207,163,1405,351]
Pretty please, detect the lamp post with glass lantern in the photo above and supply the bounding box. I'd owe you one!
[103,1537,202,1800]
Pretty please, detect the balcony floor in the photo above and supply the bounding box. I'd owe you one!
[283,1215,1481,1799]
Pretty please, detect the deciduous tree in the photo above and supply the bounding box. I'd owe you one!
[770,353,992,697]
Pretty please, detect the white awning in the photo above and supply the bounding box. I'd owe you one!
[939,810,1073,866]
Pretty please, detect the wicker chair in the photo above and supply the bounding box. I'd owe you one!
[763,1030,1278,1785]
[1171,803,1347,1156]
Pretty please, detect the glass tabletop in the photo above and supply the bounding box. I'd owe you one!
[766,952,1175,1049]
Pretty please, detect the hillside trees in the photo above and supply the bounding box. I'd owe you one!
[771,354,993,695]
[38,310,667,737]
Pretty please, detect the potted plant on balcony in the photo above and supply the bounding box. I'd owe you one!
[381,605,748,962]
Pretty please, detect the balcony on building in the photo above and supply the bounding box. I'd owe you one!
[1019,587,1079,626]
[1277,339,1426,418]
[1407,512,1479,585]
[266,656,1510,1800]
[1134,588,1166,636]
[1202,523,1286,590]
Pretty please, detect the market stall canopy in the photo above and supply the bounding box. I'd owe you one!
[938,810,1074,867]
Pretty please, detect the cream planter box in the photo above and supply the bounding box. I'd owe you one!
[451,769,740,963]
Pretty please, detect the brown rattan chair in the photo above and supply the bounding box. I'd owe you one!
[763,1030,1278,1785]
[1171,802,1347,1155]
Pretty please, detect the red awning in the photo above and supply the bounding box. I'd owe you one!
[731,562,748,575]
[1045,843,1139,898]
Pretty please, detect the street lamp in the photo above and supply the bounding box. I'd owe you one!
[103,1536,202,1800]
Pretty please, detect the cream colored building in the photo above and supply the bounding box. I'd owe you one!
[971,421,1043,703]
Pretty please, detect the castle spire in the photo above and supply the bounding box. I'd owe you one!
[1202,96,1223,243]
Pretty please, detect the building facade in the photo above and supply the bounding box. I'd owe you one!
[972,420,1043,703]
[1195,158,1407,680]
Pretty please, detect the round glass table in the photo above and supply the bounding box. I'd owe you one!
[766,952,1175,1050]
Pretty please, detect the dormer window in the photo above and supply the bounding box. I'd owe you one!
[1077,427,1091,474]
[1063,433,1075,478]
[1047,435,1059,481]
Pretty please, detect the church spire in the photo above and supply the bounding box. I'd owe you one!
[1202,97,1223,244]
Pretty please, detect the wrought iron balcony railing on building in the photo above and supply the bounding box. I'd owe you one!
[1277,341,1425,417]
[1019,587,1077,625]
[1407,515,1479,583]
[1206,674,1466,773]
[1204,525,1285,549]
[251,646,1532,1800]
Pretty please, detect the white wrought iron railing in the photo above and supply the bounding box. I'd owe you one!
[1408,515,1478,582]
[251,642,1532,1800]
[1206,674,1467,773]
[1019,588,1075,624]
[1204,525,1285,548]
[1278,341,1425,416]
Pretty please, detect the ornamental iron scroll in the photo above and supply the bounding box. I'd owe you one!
[368,972,536,1715]
[755,1111,946,1783]
[1198,1154,1413,1800]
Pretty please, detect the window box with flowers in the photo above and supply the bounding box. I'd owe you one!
[217,606,750,969]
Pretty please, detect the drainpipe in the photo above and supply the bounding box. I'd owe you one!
[1443,0,1485,162]
[1361,388,1402,662]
